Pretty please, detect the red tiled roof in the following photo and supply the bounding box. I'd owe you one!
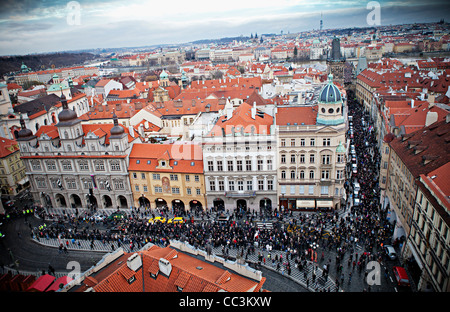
[207,102,273,137]
[128,142,203,173]
[0,137,19,158]
[276,105,318,126]
[389,119,450,179]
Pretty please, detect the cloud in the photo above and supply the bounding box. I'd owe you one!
[0,0,449,55]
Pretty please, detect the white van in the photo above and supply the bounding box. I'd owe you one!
[354,182,360,192]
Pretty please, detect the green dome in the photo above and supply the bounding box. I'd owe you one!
[160,70,169,80]
[319,74,342,104]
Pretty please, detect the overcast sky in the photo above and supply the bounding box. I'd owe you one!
[0,0,448,55]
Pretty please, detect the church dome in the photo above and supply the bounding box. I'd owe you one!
[110,112,125,136]
[319,74,342,103]
[57,94,78,122]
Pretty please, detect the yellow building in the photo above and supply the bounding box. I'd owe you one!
[0,137,28,197]
[128,142,206,213]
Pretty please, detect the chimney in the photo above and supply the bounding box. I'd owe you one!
[410,99,414,108]
[158,258,172,277]
[227,106,233,120]
[425,111,438,127]
[446,113,450,124]
[116,103,122,111]
[127,253,142,272]
[128,125,135,138]
[251,101,256,119]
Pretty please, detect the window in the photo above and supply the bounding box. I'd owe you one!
[310,138,315,146]
[337,154,344,163]
[308,185,314,195]
[267,159,273,170]
[154,186,162,193]
[281,155,286,164]
[290,154,296,164]
[217,160,223,171]
[196,188,201,195]
[290,170,296,179]
[236,160,243,171]
[267,180,273,190]
[61,160,72,171]
[110,161,121,171]
[321,186,329,195]
[322,155,331,164]
[321,170,330,180]
[300,139,305,146]
[299,185,305,194]
[237,180,244,191]
[66,179,76,189]
[310,154,315,163]
[247,180,252,191]
[209,180,215,191]
[78,160,89,171]
[95,161,105,171]
[114,180,125,190]
[257,159,263,170]
[135,185,140,192]
[141,173,146,179]
[281,139,286,147]
[258,180,264,190]
[300,154,305,163]
[336,170,344,180]
[323,138,330,146]
[229,180,235,191]
[309,170,315,180]
[133,173,137,179]
[218,180,225,191]
[153,173,160,180]
[143,185,148,192]
[227,160,233,171]
[246,160,252,171]
[172,187,180,194]
[208,161,214,171]
[46,160,56,171]
[194,175,199,182]
[170,174,178,181]
[290,139,295,146]
[300,170,305,179]
[187,188,192,195]
[281,170,286,179]
[185,175,190,182]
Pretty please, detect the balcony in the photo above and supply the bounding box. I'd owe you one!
[225,191,256,198]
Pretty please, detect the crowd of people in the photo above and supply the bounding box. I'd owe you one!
[28,91,397,291]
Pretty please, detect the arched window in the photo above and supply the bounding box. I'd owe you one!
[281,170,286,179]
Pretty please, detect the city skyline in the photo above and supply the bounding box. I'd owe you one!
[0,0,449,56]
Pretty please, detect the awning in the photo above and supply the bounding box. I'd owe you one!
[17,176,29,185]
[316,200,333,208]
[296,200,315,208]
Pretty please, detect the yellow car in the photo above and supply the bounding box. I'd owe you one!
[167,217,185,224]
[148,217,166,224]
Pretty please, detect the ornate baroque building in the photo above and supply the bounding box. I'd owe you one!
[17,93,142,211]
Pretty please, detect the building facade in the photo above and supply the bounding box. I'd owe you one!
[276,75,347,211]
[0,137,28,197]
[17,93,140,211]
[201,102,277,213]
[128,142,206,213]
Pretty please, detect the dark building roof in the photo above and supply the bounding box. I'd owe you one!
[389,118,450,178]
[13,94,61,118]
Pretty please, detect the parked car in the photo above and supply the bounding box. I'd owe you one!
[384,245,397,260]
[393,266,410,287]
[148,217,166,224]
[352,163,358,174]
[167,217,185,224]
